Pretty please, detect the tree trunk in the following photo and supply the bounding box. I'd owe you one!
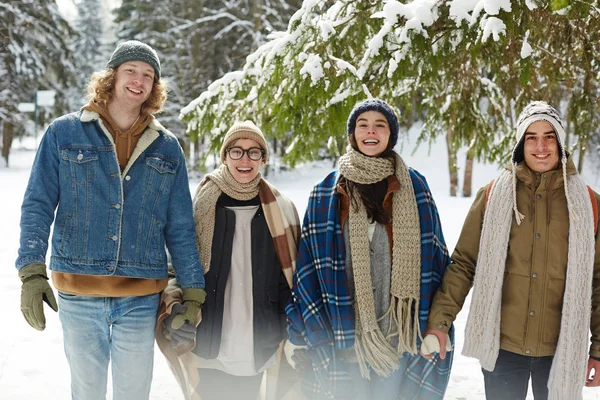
[2,121,14,167]
[446,129,458,197]
[191,136,200,172]
[462,149,474,197]
[578,141,586,174]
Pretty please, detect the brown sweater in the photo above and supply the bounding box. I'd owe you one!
[51,103,167,297]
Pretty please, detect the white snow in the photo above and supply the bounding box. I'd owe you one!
[298,53,325,86]
[521,31,533,59]
[2,131,600,399]
[480,16,506,42]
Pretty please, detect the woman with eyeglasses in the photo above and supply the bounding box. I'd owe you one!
[156,121,300,400]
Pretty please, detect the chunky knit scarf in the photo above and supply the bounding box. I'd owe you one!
[338,146,422,378]
[192,164,299,287]
[462,168,596,400]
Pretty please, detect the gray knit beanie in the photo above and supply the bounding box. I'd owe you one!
[512,101,566,164]
[107,40,161,79]
[347,98,400,149]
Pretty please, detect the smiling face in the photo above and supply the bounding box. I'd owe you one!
[111,61,155,110]
[523,120,560,173]
[352,110,391,157]
[224,138,264,183]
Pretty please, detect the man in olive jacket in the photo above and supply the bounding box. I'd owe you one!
[421,101,600,400]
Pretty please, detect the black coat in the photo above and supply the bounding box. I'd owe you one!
[193,194,291,370]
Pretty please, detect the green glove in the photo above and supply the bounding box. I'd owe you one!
[19,263,58,331]
[170,288,206,329]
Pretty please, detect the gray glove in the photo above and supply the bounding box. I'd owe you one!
[163,303,197,348]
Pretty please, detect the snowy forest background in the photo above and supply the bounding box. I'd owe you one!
[1,1,600,399]
[1,0,599,196]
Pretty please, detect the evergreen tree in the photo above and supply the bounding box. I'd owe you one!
[182,0,599,190]
[73,0,104,98]
[0,0,77,165]
[112,0,301,154]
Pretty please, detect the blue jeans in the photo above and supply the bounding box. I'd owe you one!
[482,349,553,400]
[58,292,160,400]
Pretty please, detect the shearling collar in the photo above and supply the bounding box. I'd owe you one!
[79,109,173,177]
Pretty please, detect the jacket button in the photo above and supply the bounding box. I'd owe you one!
[542,174,547,179]
[113,204,121,209]
[77,153,83,161]
[525,349,531,354]
[529,311,535,316]
[536,194,542,199]
[106,266,114,271]
[532,273,538,278]
[535,233,541,239]
[125,175,131,181]
[110,235,118,241]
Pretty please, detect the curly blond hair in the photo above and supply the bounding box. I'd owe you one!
[87,68,168,115]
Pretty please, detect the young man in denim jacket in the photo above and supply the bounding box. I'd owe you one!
[15,40,205,400]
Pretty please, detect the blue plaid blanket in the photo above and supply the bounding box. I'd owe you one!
[286,168,454,399]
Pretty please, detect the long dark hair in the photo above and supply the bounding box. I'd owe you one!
[342,133,396,224]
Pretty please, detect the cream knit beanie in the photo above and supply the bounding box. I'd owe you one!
[510,101,570,225]
[220,121,269,163]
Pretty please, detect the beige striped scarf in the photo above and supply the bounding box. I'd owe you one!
[192,164,300,287]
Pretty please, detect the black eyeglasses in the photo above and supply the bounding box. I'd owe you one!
[226,146,265,161]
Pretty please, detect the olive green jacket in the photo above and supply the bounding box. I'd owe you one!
[428,158,600,358]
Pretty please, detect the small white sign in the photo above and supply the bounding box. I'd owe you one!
[37,90,56,107]
[18,102,35,112]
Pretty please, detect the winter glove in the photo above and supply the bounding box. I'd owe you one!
[19,263,58,331]
[420,329,452,360]
[170,288,206,329]
[163,303,197,348]
[284,340,310,371]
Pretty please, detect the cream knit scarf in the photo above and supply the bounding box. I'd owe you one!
[338,146,422,379]
[192,164,261,273]
[462,168,596,400]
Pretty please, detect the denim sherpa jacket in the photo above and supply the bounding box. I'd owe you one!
[16,110,205,290]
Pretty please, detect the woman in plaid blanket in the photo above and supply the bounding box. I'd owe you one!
[156,121,301,400]
[285,99,454,400]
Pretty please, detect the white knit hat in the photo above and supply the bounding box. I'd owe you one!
[512,101,566,165]
[510,101,570,225]
[220,121,269,163]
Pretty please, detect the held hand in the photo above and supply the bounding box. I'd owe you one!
[284,340,310,371]
[420,329,452,360]
[171,288,206,329]
[163,303,197,348]
[586,357,600,387]
[19,264,58,331]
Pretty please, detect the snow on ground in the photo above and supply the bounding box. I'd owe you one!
[1,130,599,399]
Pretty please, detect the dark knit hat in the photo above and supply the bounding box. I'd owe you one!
[347,98,399,148]
[107,40,161,79]
[512,101,566,164]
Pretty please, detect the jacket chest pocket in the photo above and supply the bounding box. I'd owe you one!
[144,155,177,195]
[61,148,99,184]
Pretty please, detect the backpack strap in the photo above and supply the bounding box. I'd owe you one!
[485,179,495,203]
[587,185,598,235]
